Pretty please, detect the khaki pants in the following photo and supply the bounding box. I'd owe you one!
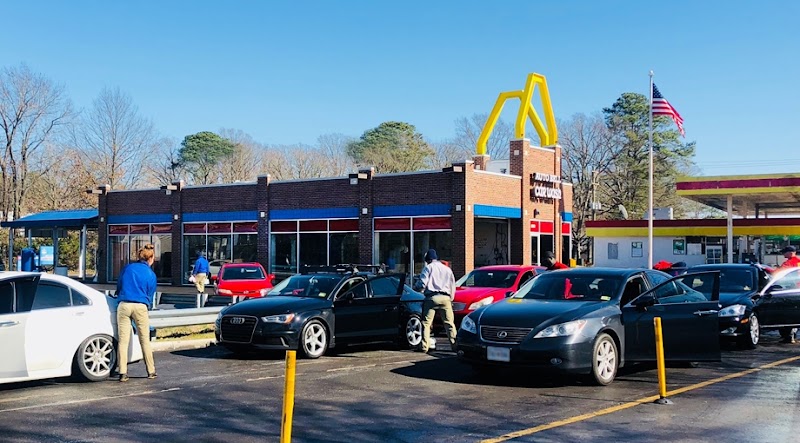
[117,301,155,376]
[421,294,457,352]
[194,273,208,293]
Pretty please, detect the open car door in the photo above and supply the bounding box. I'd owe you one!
[622,271,721,363]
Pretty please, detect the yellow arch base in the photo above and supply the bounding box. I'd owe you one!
[476,73,557,155]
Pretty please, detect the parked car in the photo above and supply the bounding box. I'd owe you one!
[208,259,232,283]
[212,262,275,304]
[452,265,546,326]
[456,267,721,385]
[215,265,425,358]
[752,266,800,341]
[688,263,772,348]
[0,272,144,385]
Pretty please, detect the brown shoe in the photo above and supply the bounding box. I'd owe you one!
[119,374,129,382]
[147,373,158,379]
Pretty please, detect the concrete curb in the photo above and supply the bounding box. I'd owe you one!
[151,338,216,353]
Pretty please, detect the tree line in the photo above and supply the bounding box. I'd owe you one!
[1,63,702,264]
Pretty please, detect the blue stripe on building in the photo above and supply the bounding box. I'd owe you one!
[562,212,573,222]
[473,205,521,219]
[108,213,172,224]
[269,207,359,220]
[182,211,259,222]
[373,204,451,217]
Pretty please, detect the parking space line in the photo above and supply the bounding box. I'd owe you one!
[0,387,181,414]
[480,355,800,443]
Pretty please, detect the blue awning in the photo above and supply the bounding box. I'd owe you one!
[1,209,98,229]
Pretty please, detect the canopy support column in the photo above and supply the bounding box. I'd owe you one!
[79,225,87,279]
[727,196,733,264]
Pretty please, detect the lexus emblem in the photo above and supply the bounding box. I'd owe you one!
[497,331,508,339]
[230,317,245,325]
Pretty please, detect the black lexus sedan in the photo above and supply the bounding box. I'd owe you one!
[215,267,425,358]
[688,263,772,348]
[456,267,721,385]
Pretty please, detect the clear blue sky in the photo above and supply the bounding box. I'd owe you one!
[3,1,798,175]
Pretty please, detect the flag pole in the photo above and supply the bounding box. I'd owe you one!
[648,71,654,269]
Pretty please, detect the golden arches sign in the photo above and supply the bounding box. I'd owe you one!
[476,73,558,155]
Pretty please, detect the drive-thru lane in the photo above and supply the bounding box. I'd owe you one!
[1,337,799,442]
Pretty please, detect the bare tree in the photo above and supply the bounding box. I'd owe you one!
[427,141,465,169]
[71,87,158,189]
[559,113,616,262]
[0,64,72,220]
[27,143,95,211]
[452,114,516,160]
[216,128,264,183]
[145,138,183,187]
[316,133,355,176]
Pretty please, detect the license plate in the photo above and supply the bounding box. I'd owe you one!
[487,346,510,362]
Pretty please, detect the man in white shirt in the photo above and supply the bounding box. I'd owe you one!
[416,248,457,353]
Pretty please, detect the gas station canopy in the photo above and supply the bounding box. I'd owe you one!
[677,174,800,216]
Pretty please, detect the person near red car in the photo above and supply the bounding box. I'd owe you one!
[543,251,568,270]
[778,246,800,343]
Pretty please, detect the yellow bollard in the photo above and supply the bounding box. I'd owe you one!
[281,350,297,442]
[653,317,672,404]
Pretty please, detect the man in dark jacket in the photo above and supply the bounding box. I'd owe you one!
[543,251,568,270]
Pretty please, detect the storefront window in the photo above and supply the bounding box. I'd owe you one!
[562,235,571,265]
[330,232,359,265]
[531,236,540,265]
[271,234,297,276]
[300,233,328,268]
[183,235,207,283]
[377,232,411,273]
[108,235,128,281]
[233,233,258,263]
[152,234,172,283]
[207,234,232,263]
[412,231,453,274]
[129,235,151,261]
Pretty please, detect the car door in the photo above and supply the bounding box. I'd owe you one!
[622,271,721,362]
[332,277,373,342]
[0,275,39,380]
[25,281,90,372]
[756,268,800,327]
[366,274,406,338]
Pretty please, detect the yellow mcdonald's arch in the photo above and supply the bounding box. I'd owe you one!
[476,73,557,155]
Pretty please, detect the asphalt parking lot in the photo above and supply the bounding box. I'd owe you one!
[1,334,799,443]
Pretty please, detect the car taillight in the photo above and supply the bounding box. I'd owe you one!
[259,288,269,297]
[217,288,233,295]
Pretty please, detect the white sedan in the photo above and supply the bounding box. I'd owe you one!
[0,272,143,384]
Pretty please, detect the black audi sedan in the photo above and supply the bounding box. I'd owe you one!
[215,266,425,358]
[456,267,721,385]
[688,263,772,348]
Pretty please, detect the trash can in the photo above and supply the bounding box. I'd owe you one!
[55,266,69,276]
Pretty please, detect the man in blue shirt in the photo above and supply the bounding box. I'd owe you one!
[192,251,210,305]
[116,243,158,382]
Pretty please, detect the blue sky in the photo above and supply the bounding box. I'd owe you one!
[3,1,798,175]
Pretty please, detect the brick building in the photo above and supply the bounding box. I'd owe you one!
[95,139,573,285]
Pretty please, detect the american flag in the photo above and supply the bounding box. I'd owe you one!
[652,84,684,136]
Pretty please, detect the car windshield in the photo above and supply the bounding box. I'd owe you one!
[268,275,341,298]
[513,273,622,301]
[456,270,518,288]
[221,266,265,280]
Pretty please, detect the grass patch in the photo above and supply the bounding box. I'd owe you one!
[155,324,216,341]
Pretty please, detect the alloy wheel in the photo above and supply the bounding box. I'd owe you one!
[406,316,423,347]
[749,314,760,346]
[302,321,327,358]
[82,336,114,378]
[594,337,617,384]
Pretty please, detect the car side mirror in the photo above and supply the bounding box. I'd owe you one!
[764,285,783,297]
[505,291,514,298]
[632,293,656,309]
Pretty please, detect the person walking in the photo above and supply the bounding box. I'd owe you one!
[116,243,157,381]
[543,251,568,270]
[416,249,457,353]
[778,246,800,343]
[192,251,210,306]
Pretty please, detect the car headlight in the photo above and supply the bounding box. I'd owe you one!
[460,316,477,334]
[468,296,494,311]
[719,304,747,317]
[534,319,588,338]
[261,313,296,323]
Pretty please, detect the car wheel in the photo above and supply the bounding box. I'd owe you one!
[590,333,618,386]
[299,320,328,359]
[739,314,759,349]
[73,334,116,382]
[401,315,423,349]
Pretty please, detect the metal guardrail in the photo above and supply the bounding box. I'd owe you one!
[149,306,223,329]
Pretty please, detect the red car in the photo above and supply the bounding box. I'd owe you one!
[451,265,545,325]
[214,263,275,303]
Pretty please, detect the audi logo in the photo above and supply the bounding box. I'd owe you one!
[230,317,245,325]
[497,331,508,338]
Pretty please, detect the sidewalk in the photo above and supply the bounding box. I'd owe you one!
[151,337,216,353]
